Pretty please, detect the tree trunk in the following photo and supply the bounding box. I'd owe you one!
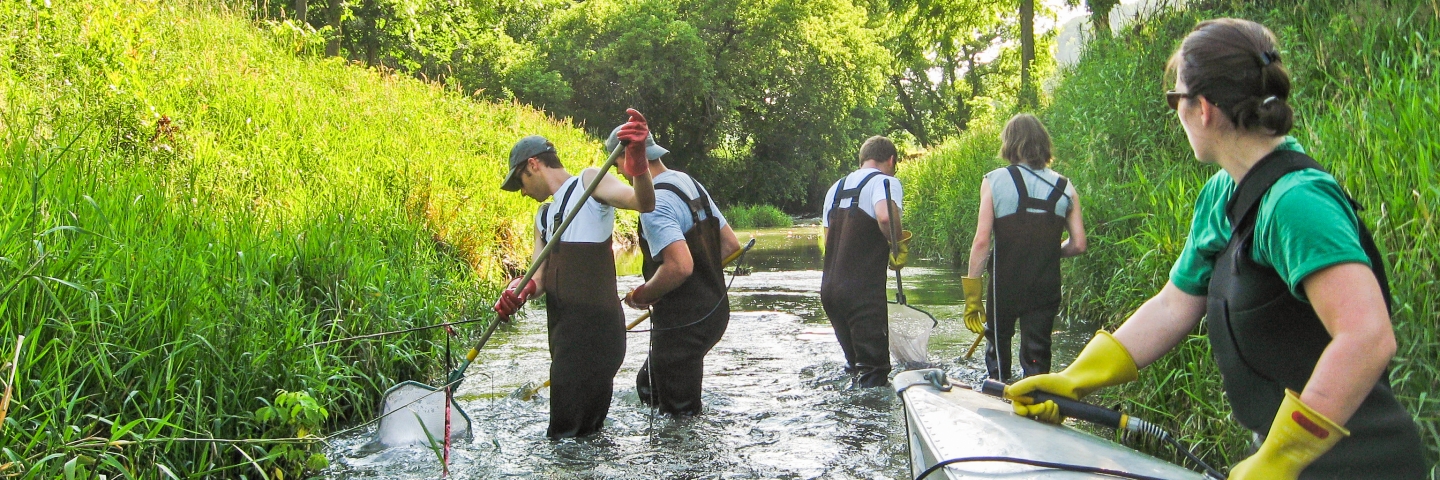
[890,75,930,147]
[1089,0,1115,38]
[1019,0,1036,108]
[324,0,342,57]
[295,0,307,24]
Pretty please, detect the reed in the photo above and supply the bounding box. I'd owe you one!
[0,0,604,476]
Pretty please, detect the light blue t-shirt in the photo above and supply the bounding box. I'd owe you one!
[640,170,728,258]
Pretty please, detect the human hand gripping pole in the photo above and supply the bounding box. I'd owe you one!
[883,179,907,304]
[449,142,627,387]
[617,109,650,177]
[1003,330,1139,424]
[513,238,756,400]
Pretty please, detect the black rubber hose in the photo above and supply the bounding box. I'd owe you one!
[914,456,1170,480]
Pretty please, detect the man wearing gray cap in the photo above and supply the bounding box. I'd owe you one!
[616,123,741,416]
[493,109,655,438]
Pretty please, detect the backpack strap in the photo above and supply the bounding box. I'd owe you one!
[1227,149,1392,313]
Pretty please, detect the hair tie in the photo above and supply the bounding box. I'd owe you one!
[1260,51,1279,66]
[1262,96,1279,106]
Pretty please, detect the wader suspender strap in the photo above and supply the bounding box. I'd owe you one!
[1225,150,1393,314]
[830,171,885,211]
[541,179,581,243]
[651,178,715,226]
[1005,165,1069,214]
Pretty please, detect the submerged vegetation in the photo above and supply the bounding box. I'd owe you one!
[903,0,1438,472]
[0,0,605,475]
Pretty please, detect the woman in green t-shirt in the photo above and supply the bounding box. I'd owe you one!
[1003,18,1427,479]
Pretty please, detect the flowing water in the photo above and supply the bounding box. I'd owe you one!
[324,226,1093,478]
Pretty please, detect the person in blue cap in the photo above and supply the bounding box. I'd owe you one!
[615,122,741,416]
[493,109,655,438]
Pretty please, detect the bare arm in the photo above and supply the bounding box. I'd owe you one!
[719,224,741,261]
[1112,282,1208,368]
[966,179,995,278]
[874,199,902,243]
[640,240,693,300]
[1060,184,1087,258]
[586,168,655,213]
[1298,262,1396,426]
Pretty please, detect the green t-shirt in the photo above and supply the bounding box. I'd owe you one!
[1168,138,1370,301]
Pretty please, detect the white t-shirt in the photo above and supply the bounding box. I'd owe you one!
[821,168,903,227]
[640,170,727,257]
[533,172,615,243]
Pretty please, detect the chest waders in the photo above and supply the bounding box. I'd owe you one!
[1208,150,1426,478]
[538,180,626,438]
[985,166,1068,381]
[635,178,730,416]
[820,171,892,387]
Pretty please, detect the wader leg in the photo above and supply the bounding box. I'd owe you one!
[850,301,891,388]
[821,297,859,371]
[985,307,1018,382]
[1017,306,1057,377]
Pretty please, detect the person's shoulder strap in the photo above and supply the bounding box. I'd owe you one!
[832,171,884,208]
[550,177,581,239]
[1227,150,1324,226]
[539,203,552,243]
[1227,149,1393,314]
[1042,177,1069,212]
[653,181,702,223]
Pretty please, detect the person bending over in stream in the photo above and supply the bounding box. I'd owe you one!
[1004,19,1427,478]
[616,124,741,417]
[819,135,910,388]
[492,109,655,439]
[964,114,1087,382]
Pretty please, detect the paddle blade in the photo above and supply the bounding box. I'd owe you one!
[360,381,472,453]
[888,303,935,369]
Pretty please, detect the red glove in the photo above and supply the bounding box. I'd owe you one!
[493,277,538,320]
[624,283,655,310]
[617,108,650,177]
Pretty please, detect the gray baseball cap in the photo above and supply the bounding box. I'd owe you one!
[605,125,669,161]
[503,135,556,191]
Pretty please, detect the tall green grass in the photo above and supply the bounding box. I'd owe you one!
[905,0,1439,473]
[0,0,607,475]
[897,123,1004,264]
[724,204,794,230]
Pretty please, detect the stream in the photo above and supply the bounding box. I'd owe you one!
[324,225,1093,478]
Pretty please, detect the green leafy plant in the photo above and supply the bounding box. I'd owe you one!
[254,390,330,477]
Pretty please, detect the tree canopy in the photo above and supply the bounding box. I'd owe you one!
[254,0,1069,211]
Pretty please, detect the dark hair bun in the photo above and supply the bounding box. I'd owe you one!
[1232,93,1294,135]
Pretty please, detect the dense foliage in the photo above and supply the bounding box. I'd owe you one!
[247,0,1064,212]
[0,0,608,475]
[903,0,1439,472]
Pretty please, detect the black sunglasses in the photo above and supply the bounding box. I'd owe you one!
[1165,90,1195,110]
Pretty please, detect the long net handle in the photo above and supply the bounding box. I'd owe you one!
[883,179,906,305]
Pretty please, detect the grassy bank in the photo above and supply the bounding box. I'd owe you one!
[903,0,1438,473]
[724,204,794,229]
[0,0,607,475]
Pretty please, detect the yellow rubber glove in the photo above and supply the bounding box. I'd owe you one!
[888,230,913,270]
[961,276,986,335]
[1229,389,1348,480]
[1005,330,1138,423]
